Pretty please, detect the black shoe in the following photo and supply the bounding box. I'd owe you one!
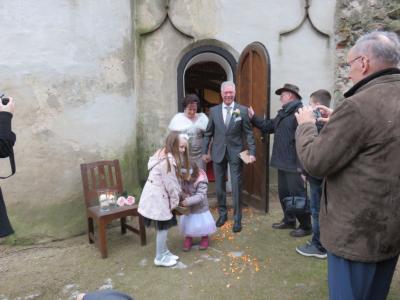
[272,221,296,229]
[289,228,312,237]
[216,215,227,227]
[232,221,242,233]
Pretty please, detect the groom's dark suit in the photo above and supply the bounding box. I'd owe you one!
[202,102,256,225]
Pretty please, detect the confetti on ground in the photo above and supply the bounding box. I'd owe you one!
[139,258,147,267]
[172,261,187,269]
[210,208,266,277]
[228,251,243,257]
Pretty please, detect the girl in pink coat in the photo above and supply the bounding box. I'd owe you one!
[138,131,190,267]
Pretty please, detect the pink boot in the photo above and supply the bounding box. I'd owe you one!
[199,236,209,250]
[183,236,192,252]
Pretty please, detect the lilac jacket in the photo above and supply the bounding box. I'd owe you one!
[138,150,181,221]
[181,169,209,214]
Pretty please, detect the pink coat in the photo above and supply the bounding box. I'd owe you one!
[138,150,181,221]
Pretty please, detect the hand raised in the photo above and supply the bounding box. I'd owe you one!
[0,97,14,115]
[202,154,211,163]
[248,106,255,119]
[295,106,315,125]
[315,105,333,123]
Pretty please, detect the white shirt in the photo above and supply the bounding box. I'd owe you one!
[222,102,235,123]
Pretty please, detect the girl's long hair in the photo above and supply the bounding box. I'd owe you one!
[189,161,200,182]
[164,131,190,180]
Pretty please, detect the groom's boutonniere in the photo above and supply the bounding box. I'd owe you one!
[232,108,241,118]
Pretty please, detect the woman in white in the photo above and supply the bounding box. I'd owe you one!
[168,94,209,169]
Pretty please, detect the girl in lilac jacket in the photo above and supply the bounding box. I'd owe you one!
[179,162,216,251]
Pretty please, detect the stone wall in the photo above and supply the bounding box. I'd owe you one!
[0,1,137,243]
[134,0,219,185]
[334,0,400,102]
[3,0,399,243]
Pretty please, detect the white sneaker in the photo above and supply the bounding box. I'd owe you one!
[165,250,179,261]
[154,255,177,267]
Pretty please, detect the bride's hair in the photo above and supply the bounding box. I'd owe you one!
[182,93,199,108]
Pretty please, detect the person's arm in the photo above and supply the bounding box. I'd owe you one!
[241,107,256,160]
[202,110,214,162]
[0,100,16,158]
[251,114,275,134]
[181,182,207,206]
[161,159,182,210]
[295,100,365,177]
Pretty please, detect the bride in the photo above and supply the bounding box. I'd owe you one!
[168,94,209,169]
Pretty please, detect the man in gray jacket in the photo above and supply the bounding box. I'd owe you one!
[295,31,400,299]
[202,81,256,233]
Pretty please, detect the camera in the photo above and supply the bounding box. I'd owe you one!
[1,97,9,105]
[313,108,322,119]
[0,94,9,105]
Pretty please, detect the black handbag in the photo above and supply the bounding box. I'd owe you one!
[283,183,310,214]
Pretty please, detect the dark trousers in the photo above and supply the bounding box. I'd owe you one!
[213,151,243,222]
[0,187,14,238]
[328,252,399,300]
[309,180,325,250]
[277,169,311,229]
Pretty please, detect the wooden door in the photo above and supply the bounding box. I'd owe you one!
[236,42,270,212]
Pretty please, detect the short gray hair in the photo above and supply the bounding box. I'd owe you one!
[353,31,400,66]
[221,81,235,92]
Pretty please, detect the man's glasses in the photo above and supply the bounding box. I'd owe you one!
[343,56,362,68]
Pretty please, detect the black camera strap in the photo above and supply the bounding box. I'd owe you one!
[0,149,15,179]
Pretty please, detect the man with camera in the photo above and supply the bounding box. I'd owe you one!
[0,95,16,240]
[295,31,400,299]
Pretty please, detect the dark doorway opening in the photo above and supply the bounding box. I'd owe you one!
[185,61,227,114]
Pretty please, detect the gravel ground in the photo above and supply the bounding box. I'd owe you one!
[1,195,399,300]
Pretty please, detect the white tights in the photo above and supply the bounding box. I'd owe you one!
[156,229,168,259]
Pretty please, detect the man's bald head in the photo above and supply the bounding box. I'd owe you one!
[352,31,400,69]
[346,31,400,84]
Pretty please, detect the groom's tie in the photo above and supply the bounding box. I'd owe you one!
[225,106,232,128]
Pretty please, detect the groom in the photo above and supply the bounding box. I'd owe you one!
[202,81,256,233]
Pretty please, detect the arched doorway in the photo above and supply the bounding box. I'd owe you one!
[177,45,236,187]
[177,42,271,213]
[177,45,236,112]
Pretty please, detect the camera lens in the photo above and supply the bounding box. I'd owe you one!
[1,98,9,105]
[313,109,321,119]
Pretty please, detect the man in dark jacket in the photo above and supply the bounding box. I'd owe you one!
[249,83,311,237]
[0,96,16,239]
[295,31,400,299]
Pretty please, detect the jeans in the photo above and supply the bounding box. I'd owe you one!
[328,252,399,300]
[309,180,324,250]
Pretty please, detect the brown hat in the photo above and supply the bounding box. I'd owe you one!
[275,83,302,99]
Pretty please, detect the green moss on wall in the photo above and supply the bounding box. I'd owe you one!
[7,195,85,245]
[119,142,140,195]
[4,144,146,245]
[136,116,157,188]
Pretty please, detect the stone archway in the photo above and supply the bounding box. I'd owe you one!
[177,45,237,112]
